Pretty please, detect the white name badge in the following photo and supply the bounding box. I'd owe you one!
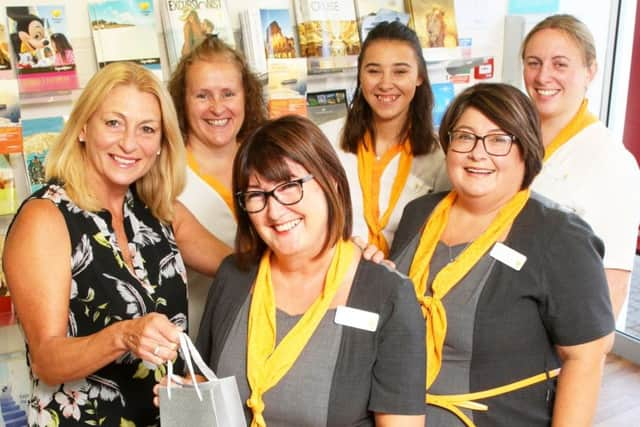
[489,242,527,271]
[334,306,379,332]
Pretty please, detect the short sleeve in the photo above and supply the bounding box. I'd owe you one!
[541,212,615,346]
[368,277,426,414]
[589,149,640,270]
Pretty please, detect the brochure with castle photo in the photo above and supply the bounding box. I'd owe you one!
[22,116,64,193]
[160,0,235,72]
[6,5,79,94]
[405,0,459,48]
[88,0,162,79]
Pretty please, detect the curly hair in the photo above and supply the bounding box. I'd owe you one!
[168,35,267,144]
[341,21,437,156]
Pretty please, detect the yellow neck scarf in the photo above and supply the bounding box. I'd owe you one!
[544,99,598,161]
[186,149,235,215]
[357,132,413,255]
[246,240,356,427]
[408,189,530,389]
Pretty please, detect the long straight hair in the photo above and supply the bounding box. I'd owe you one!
[341,21,437,156]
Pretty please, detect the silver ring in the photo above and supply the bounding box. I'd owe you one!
[153,345,161,356]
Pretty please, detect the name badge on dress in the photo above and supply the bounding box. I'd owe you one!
[490,242,527,271]
[334,306,379,332]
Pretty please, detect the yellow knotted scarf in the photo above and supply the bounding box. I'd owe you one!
[186,149,235,215]
[246,240,356,427]
[544,99,598,161]
[408,189,530,389]
[357,132,413,255]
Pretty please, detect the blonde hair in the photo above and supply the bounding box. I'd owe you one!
[521,14,596,67]
[45,62,185,223]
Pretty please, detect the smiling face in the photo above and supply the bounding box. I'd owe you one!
[446,107,525,207]
[359,39,423,127]
[246,159,329,262]
[28,19,44,42]
[80,84,162,198]
[523,28,596,125]
[184,57,245,150]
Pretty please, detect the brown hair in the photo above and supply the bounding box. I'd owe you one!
[341,21,437,155]
[233,115,352,268]
[521,14,596,67]
[439,83,543,189]
[168,35,267,144]
[45,62,185,222]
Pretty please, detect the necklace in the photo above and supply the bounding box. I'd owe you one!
[446,242,470,263]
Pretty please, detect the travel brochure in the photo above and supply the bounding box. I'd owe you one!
[88,0,162,79]
[6,5,79,94]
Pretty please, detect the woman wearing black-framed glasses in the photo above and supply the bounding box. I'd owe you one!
[196,115,426,426]
[390,83,613,426]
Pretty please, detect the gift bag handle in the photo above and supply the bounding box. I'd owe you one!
[167,332,219,401]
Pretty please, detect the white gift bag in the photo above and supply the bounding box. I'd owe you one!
[159,333,247,427]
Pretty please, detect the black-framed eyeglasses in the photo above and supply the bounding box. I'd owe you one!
[448,130,516,156]
[236,175,314,214]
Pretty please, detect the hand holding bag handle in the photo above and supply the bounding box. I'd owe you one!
[160,332,247,427]
[166,332,218,401]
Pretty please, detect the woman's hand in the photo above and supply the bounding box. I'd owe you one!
[121,313,181,366]
[352,236,396,269]
[153,374,207,407]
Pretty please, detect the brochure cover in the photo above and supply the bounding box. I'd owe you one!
[0,9,12,74]
[260,8,297,59]
[22,116,63,193]
[294,0,360,57]
[406,0,459,48]
[0,154,18,215]
[161,0,236,72]
[431,81,454,127]
[240,9,266,74]
[267,57,308,119]
[88,0,162,79]
[354,0,408,41]
[0,79,22,156]
[6,5,79,94]
[307,89,348,125]
[0,79,20,127]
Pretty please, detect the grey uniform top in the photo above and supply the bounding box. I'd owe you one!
[196,255,427,426]
[390,192,615,426]
[218,296,342,426]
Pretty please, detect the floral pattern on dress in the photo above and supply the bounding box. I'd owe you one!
[23,183,187,427]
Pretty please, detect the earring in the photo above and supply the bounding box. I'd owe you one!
[156,149,161,156]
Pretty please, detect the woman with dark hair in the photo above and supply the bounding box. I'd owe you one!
[390,83,614,426]
[51,33,74,66]
[196,115,426,426]
[168,35,267,338]
[321,21,449,256]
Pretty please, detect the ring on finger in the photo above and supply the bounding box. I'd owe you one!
[153,345,161,356]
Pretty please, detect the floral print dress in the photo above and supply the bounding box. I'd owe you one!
[21,184,188,427]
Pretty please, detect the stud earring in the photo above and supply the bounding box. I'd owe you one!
[156,149,161,156]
